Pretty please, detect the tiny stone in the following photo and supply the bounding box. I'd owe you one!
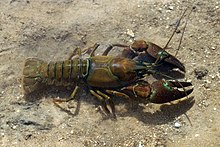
[168,6,174,10]
[126,29,135,38]
[209,75,215,79]
[24,134,32,140]
[195,134,199,137]
[211,46,215,50]
[174,122,181,128]
[58,137,64,141]
[213,107,217,111]
[139,142,143,147]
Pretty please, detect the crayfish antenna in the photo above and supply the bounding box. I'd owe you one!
[153,7,194,72]
[163,7,188,50]
[152,7,189,70]
[175,7,194,57]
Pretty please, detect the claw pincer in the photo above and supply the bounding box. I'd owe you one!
[149,80,193,103]
[124,40,185,72]
[122,80,193,104]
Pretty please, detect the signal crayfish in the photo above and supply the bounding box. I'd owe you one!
[22,8,193,117]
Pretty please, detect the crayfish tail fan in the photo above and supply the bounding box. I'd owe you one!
[22,58,46,94]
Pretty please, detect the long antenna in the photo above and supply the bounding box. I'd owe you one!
[175,7,194,56]
[163,8,188,50]
[154,8,189,65]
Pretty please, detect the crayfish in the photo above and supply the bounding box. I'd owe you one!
[22,8,193,117]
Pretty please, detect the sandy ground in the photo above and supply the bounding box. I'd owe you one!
[0,0,219,146]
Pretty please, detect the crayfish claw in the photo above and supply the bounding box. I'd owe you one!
[163,55,186,72]
[145,42,186,72]
[149,80,193,104]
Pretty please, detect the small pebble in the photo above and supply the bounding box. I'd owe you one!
[24,134,32,140]
[12,125,16,129]
[213,107,217,111]
[168,6,174,10]
[174,122,181,128]
[195,134,200,137]
[126,29,135,38]
[211,46,215,50]
[139,142,143,147]
[58,137,64,141]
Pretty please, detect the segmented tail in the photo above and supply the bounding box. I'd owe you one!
[22,58,46,94]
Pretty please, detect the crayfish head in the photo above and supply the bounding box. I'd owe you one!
[110,57,146,83]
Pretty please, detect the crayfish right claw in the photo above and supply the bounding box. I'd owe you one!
[149,80,193,104]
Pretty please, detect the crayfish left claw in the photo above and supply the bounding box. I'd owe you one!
[146,42,186,72]
[149,80,193,104]
[129,41,186,72]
